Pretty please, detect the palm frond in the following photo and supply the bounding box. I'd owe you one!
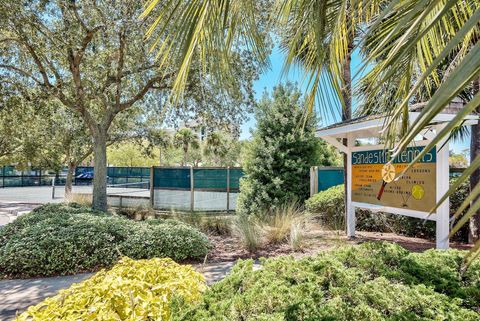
[141,0,270,104]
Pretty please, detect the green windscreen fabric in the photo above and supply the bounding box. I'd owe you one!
[152,168,244,190]
[153,168,191,189]
[229,169,244,191]
[76,166,150,186]
[193,169,227,190]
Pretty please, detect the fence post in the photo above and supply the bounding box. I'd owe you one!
[226,166,230,213]
[149,166,154,208]
[190,166,194,212]
[310,167,318,197]
[51,176,56,199]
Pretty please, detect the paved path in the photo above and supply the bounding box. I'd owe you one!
[0,261,243,320]
[0,202,40,227]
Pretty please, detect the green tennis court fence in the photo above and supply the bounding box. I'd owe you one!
[75,166,150,186]
[152,167,243,190]
[151,167,244,211]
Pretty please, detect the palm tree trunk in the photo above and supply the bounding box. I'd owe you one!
[342,20,354,235]
[183,146,188,166]
[470,77,480,243]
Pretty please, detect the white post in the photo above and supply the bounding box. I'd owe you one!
[435,126,450,249]
[346,135,355,237]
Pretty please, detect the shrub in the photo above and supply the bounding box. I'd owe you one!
[305,185,345,229]
[0,204,211,278]
[236,84,337,217]
[16,257,206,321]
[306,179,469,241]
[173,242,480,320]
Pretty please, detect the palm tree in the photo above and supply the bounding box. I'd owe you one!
[204,131,228,166]
[142,0,480,261]
[358,1,479,253]
[174,128,200,166]
[141,0,381,228]
[147,129,172,166]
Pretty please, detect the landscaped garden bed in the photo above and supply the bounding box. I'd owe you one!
[173,242,480,320]
[0,203,211,278]
[15,257,206,321]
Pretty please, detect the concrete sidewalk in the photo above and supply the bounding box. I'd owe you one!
[0,261,241,320]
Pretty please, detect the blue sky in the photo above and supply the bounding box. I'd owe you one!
[241,45,469,155]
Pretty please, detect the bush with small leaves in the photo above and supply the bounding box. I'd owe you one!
[0,204,210,278]
[306,180,469,241]
[16,257,206,321]
[173,242,480,321]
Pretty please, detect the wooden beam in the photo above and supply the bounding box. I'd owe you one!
[321,135,349,154]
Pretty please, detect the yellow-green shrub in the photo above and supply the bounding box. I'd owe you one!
[16,257,206,321]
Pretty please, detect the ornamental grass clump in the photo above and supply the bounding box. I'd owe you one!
[16,257,206,321]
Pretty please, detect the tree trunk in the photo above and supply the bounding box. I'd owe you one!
[470,77,480,243]
[183,146,188,166]
[65,161,75,196]
[342,34,354,234]
[92,129,108,211]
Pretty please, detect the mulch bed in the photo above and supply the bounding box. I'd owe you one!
[205,226,473,263]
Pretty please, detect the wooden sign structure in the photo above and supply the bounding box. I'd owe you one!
[316,104,478,249]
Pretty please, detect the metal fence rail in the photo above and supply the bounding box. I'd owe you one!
[0,166,60,188]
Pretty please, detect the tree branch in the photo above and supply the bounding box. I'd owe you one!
[0,64,43,84]
[115,30,126,107]
[76,25,104,65]
[117,72,175,112]
[69,0,88,32]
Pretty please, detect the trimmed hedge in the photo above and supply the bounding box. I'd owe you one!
[0,203,211,278]
[16,257,206,321]
[305,179,469,241]
[173,242,480,320]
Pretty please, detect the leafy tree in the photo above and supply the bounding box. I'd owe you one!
[174,128,200,166]
[144,129,172,166]
[107,142,158,167]
[0,0,260,210]
[0,87,142,194]
[450,150,469,169]
[203,132,229,166]
[237,84,337,217]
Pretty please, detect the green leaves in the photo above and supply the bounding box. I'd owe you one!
[0,204,211,278]
[237,84,334,217]
[173,242,480,320]
[361,0,480,262]
[142,0,270,105]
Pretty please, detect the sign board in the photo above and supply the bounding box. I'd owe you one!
[351,146,436,212]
